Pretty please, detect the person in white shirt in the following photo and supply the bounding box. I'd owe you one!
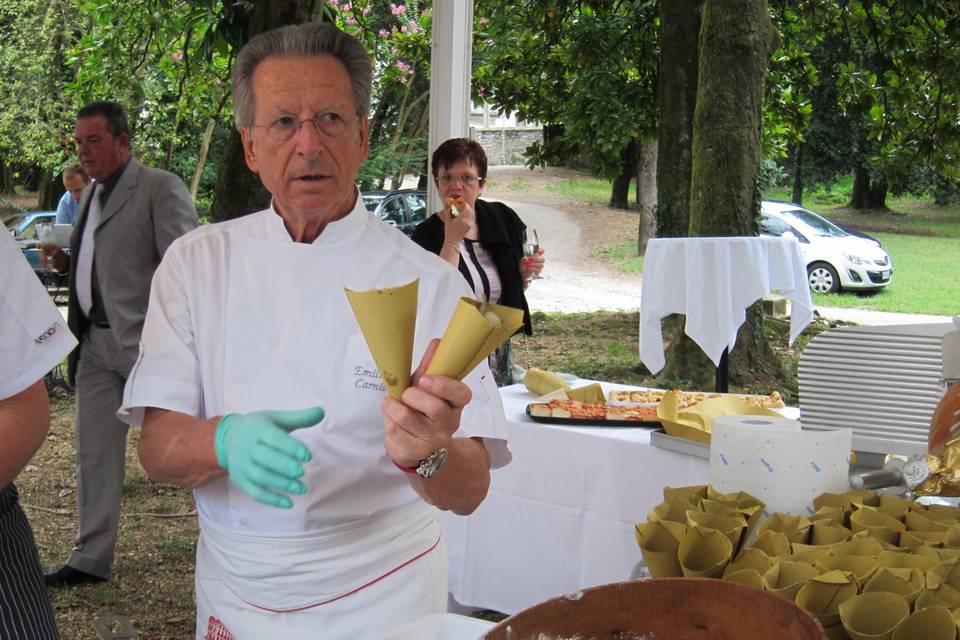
[119,23,509,639]
[0,229,78,639]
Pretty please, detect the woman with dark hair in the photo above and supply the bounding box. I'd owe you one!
[411,138,545,385]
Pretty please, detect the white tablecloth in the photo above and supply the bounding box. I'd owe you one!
[441,383,708,614]
[639,236,814,374]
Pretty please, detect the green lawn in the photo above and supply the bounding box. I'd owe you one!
[549,176,613,207]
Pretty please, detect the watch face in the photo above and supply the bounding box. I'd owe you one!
[417,448,449,479]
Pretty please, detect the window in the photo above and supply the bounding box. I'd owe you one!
[380,198,405,225]
[404,194,427,225]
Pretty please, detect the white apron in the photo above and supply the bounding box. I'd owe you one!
[194,234,448,639]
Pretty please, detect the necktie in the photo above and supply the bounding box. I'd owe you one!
[75,183,104,317]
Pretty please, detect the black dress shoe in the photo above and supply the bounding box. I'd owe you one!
[44,565,107,588]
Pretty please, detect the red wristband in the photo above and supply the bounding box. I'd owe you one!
[392,458,418,474]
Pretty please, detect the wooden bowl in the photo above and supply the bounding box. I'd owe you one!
[481,578,826,639]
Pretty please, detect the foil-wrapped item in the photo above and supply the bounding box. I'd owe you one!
[910,437,960,496]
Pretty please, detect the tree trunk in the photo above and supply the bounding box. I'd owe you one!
[655,0,702,238]
[210,0,321,221]
[662,0,785,390]
[0,161,13,195]
[689,0,776,236]
[38,170,61,210]
[610,139,639,209]
[191,118,217,200]
[791,141,803,204]
[636,139,658,256]
[211,130,272,222]
[849,164,888,210]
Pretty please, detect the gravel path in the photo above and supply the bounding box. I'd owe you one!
[484,167,954,327]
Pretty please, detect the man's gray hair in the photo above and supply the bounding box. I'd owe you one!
[231,22,372,129]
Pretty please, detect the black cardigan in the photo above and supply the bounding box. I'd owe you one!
[411,198,532,336]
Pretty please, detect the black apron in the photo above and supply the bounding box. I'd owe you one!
[0,484,59,639]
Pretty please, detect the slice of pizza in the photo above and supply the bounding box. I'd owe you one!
[446,196,466,217]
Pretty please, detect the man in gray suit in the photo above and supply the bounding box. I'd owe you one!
[41,101,198,587]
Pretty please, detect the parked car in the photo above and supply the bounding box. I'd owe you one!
[362,189,428,236]
[760,201,892,293]
[5,210,66,287]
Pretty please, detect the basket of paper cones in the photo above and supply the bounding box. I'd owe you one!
[480,578,825,639]
[636,485,960,640]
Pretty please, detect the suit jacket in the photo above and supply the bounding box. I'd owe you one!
[411,198,532,335]
[66,157,198,383]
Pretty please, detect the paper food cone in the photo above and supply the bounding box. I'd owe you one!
[724,547,774,577]
[344,280,418,400]
[891,607,957,640]
[677,526,733,578]
[814,506,850,529]
[814,492,859,512]
[647,497,695,524]
[928,556,960,590]
[762,559,821,601]
[943,523,960,548]
[816,555,879,586]
[702,499,765,535]
[426,298,523,380]
[831,538,885,558]
[724,568,765,589]
[795,570,859,628]
[905,510,953,532]
[786,545,833,565]
[862,567,924,604]
[915,583,960,610]
[877,495,913,520]
[876,550,938,572]
[706,491,766,531]
[838,592,909,640]
[920,503,960,521]
[850,508,906,546]
[663,485,709,504]
[900,530,946,551]
[523,367,569,396]
[635,520,686,578]
[752,529,793,558]
[686,510,748,554]
[812,522,854,546]
[566,383,605,404]
[757,513,813,545]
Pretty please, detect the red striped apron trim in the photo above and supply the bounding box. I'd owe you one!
[230,534,442,614]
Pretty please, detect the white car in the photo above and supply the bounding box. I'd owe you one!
[760,201,892,293]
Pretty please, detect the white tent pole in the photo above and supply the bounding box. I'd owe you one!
[427,0,474,214]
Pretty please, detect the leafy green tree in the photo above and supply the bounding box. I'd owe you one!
[474,1,659,210]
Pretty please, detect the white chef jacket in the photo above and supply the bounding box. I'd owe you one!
[120,195,511,534]
[1,231,77,398]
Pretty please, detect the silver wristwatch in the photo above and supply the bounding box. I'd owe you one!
[415,448,448,479]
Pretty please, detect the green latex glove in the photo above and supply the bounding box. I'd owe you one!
[215,407,325,509]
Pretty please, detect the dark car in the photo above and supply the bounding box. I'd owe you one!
[5,210,67,287]
[363,189,428,236]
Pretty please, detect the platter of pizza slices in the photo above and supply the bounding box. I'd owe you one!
[525,399,661,428]
[607,389,784,410]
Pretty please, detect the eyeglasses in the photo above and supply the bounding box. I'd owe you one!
[254,113,360,144]
[437,174,483,186]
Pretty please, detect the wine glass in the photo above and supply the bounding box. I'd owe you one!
[36,223,55,271]
[523,228,543,280]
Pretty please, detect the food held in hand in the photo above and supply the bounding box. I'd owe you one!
[446,196,465,217]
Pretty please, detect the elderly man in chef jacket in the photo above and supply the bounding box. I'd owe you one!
[119,22,510,640]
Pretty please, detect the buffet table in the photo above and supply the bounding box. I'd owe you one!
[441,382,709,614]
